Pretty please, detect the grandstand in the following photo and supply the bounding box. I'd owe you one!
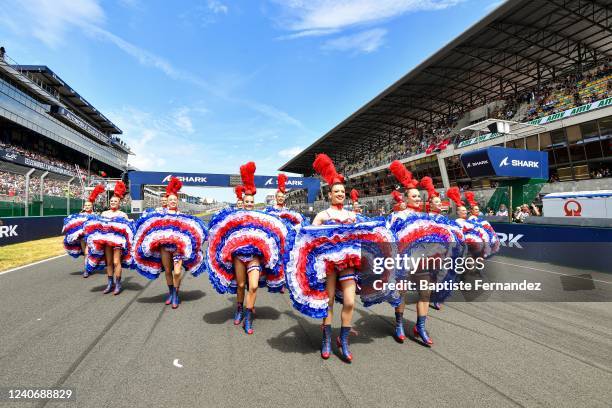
[0,52,132,216]
[280,0,612,215]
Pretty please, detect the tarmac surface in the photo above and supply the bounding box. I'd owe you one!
[1,255,611,407]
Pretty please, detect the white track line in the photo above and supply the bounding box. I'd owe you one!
[488,259,612,284]
[0,254,68,276]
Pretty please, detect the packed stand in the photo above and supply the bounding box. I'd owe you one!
[0,140,78,174]
[0,171,84,201]
[336,124,454,177]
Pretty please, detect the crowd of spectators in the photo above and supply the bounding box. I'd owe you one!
[333,61,610,178]
[336,124,454,177]
[0,140,77,174]
[521,64,612,122]
[0,170,83,201]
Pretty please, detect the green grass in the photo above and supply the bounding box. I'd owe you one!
[0,236,65,272]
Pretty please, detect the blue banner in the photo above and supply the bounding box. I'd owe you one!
[461,147,548,179]
[492,222,612,272]
[128,171,321,203]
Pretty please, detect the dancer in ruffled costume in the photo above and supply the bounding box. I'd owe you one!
[350,188,370,222]
[133,177,208,309]
[285,154,397,362]
[464,191,500,257]
[448,188,497,258]
[62,184,104,278]
[265,173,308,227]
[387,160,430,345]
[387,162,464,346]
[83,181,133,295]
[206,162,290,335]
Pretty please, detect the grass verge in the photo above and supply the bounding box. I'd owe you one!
[0,236,65,272]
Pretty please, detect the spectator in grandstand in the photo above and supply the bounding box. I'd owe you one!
[0,46,5,60]
[495,204,508,217]
[514,204,531,223]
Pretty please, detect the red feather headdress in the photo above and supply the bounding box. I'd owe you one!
[446,187,464,207]
[420,176,439,200]
[464,191,478,208]
[350,189,359,203]
[389,160,418,189]
[234,185,244,201]
[88,184,105,203]
[313,154,344,185]
[113,181,127,199]
[277,173,288,193]
[240,162,257,195]
[165,177,182,197]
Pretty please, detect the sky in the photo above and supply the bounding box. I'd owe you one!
[0,0,505,202]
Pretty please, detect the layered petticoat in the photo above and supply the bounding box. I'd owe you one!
[471,218,500,257]
[83,216,135,273]
[62,213,96,257]
[388,212,466,304]
[455,217,499,258]
[388,211,465,266]
[284,220,399,319]
[132,211,208,279]
[205,208,291,294]
[264,207,309,226]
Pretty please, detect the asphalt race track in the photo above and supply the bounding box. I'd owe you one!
[1,255,611,408]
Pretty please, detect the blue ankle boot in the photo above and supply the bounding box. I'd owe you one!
[394,312,405,343]
[171,287,180,309]
[103,276,114,294]
[243,308,254,335]
[113,277,122,295]
[321,324,332,359]
[233,303,244,325]
[165,285,174,305]
[413,315,433,346]
[336,326,353,362]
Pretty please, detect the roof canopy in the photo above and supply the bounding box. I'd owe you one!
[280,0,612,174]
[14,65,122,135]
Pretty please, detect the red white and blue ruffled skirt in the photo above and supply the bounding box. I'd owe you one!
[284,220,400,319]
[388,212,466,303]
[83,216,135,273]
[132,211,208,279]
[264,206,309,226]
[62,213,96,258]
[205,208,292,294]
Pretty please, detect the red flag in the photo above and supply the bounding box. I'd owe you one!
[437,138,450,150]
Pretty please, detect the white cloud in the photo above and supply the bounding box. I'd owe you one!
[276,28,340,40]
[107,107,209,171]
[273,0,461,35]
[173,107,195,134]
[322,28,387,53]
[208,0,228,14]
[0,0,104,48]
[278,146,304,158]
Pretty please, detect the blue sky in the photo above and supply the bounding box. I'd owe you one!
[0,0,504,201]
